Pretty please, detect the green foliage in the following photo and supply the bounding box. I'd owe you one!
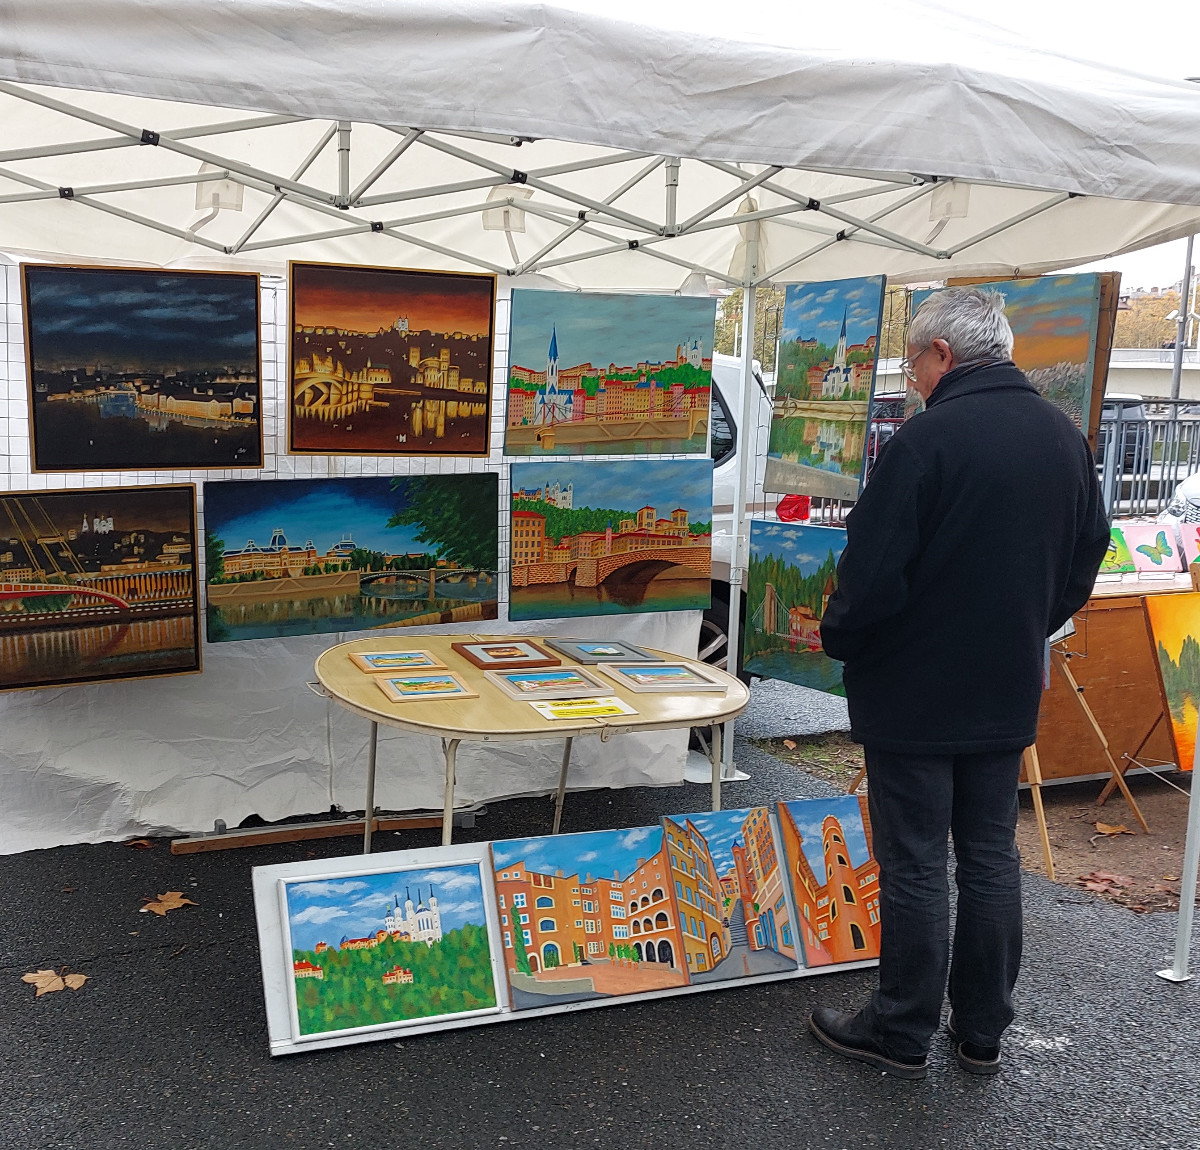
[1157,637,1200,725]
[292,925,496,1036]
[745,546,839,660]
[543,947,561,970]
[511,912,531,976]
[388,476,498,572]
[205,529,225,582]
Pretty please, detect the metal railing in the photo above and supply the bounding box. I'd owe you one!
[1097,404,1200,519]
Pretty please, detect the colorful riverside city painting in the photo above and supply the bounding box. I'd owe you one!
[1144,591,1200,772]
[0,484,200,691]
[289,262,495,456]
[764,276,885,500]
[202,474,499,643]
[776,796,881,967]
[911,274,1102,428]
[283,864,499,1037]
[504,289,717,456]
[743,521,847,695]
[663,808,798,981]
[490,827,693,1008]
[508,459,712,621]
[23,265,262,471]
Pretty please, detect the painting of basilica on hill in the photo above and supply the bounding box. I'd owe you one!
[765,276,885,500]
[283,863,500,1038]
[504,289,717,456]
[663,808,798,983]
[508,459,712,621]
[776,796,881,968]
[288,262,495,456]
[744,521,847,695]
[490,827,693,1009]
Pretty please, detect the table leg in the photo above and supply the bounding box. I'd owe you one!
[710,722,723,813]
[442,737,460,847]
[552,737,575,835]
[363,720,379,855]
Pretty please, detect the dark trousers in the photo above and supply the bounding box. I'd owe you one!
[860,746,1024,1061]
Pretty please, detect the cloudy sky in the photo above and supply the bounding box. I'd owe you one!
[749,521,846,575]
[781,796,872,877]
[666,807,762,875]
[510,459,712,520]
[285,865,487,953]
[781,276,886,349]
[508,289,717,372]
[491,826,667,884]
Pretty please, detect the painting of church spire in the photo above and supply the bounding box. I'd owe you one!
[505,289,717,456]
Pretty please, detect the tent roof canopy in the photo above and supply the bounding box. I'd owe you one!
[1,0,1198,288]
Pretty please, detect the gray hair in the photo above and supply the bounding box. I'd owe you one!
[908,286,1014,363]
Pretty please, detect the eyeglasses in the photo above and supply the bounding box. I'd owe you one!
[899,346,931,382]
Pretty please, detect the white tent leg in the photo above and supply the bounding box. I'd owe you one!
[1158,728,1200,982]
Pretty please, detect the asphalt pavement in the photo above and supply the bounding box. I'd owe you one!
[1,683,1198,1150]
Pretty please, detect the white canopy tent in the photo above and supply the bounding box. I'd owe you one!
[1,0,1199,857]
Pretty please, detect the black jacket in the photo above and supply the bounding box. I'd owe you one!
[820,360,1109,754]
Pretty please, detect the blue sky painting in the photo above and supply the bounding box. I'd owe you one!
[782,276,886,349]
[509,459,713,522]
[491,826,665,882]
[285,864,488,953]
[665,808,760,875]
[779,796,872,878]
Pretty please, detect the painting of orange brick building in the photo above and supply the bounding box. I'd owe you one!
[490,827,691,1010]
[777,796,881,967]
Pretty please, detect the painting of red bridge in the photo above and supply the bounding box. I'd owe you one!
[508,459,713,621]
[0,484,200,691]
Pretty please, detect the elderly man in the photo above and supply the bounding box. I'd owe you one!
[809,286,1109,1079]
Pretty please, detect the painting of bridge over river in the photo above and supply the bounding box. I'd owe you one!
[23,264,262,472]
[508,459,712,622]
[288,262,495,456]
[203,474,499,643]
[504,289,717,456]
[0,484,200,691]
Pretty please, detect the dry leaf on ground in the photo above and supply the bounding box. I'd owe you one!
[21,968,89,997]
[125,838,155,850]
[782,739,797,750]
[140,891,198,916]
[1094,822,1134,837]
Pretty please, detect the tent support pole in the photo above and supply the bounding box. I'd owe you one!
[1157,728,1200,982]
[1170,234,1195,401]
[678,165,783,232]
[721,281,759,778]
[944,193,1073,256]
[350,128,421,204]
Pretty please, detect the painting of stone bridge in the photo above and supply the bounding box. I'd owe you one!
[508,459,712,621]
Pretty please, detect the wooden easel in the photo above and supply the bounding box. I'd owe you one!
[1021,744,1057,880]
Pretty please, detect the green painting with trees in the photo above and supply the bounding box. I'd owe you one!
[291,925,496,1036]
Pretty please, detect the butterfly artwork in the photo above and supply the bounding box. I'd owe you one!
[1122,524,1184,575]
[1098,527,1136,577]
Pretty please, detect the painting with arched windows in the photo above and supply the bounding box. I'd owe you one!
[776,795,881,968]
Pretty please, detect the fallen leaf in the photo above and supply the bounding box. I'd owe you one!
[1164,874,1180,881]
[783,739,797,750]
[21,967,88,997]
[60,887,75,894]
[125,838,155,850]
[1094,822,1134,837]
[62,974,88,991]
[140,891,198,916]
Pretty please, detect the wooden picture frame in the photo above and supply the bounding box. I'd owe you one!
[375,671,479,703]
[597,661,728,693]
[22,263,263,473]
[349,649,447,673]
[450,639,561,669]
[542,637,662,663]
[483,666,609,701]
[0,483,202,691]
[287,260,496,458]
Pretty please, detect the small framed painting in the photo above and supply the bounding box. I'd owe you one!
[597,662,728,693]
[450,639,561,670]
[375,672,479,703]
[528,696,639,721]
[543,637,662,664]
[349,650,447,673]
[483,667,609,701]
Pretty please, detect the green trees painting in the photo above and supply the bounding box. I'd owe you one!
[292,925,496,1036]
[1156,636,1200,726]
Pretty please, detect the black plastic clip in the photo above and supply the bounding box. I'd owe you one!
[58,187,74,200]
[139,129,160,146]
[370,221,384,233]
[807,198,820,211]
[836,230,847,241]
[510,169,528,184]
[628,239,639,250]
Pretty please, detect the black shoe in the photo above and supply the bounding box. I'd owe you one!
[946,1013,1002,1076]
[808,1007,928,1080]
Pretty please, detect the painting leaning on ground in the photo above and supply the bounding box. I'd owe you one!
[203,473,499,642]
[284,864,498,1037]
[0,484,200,691]
[1144,590,1200,773]
[743,521,847,695]
[504,289,718,456]
[508,458,712,621]
[23,265,262,471]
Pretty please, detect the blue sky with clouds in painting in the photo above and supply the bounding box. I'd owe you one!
[510,459,712,520]
[665,807,765,875]
[491,826,666,884]
[285,864,487,953]
[781,276,885,348]
[508,290,717,371]
[781,796,871,876]
[749,521,846,575]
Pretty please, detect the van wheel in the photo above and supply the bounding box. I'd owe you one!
[700,589,750,685]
